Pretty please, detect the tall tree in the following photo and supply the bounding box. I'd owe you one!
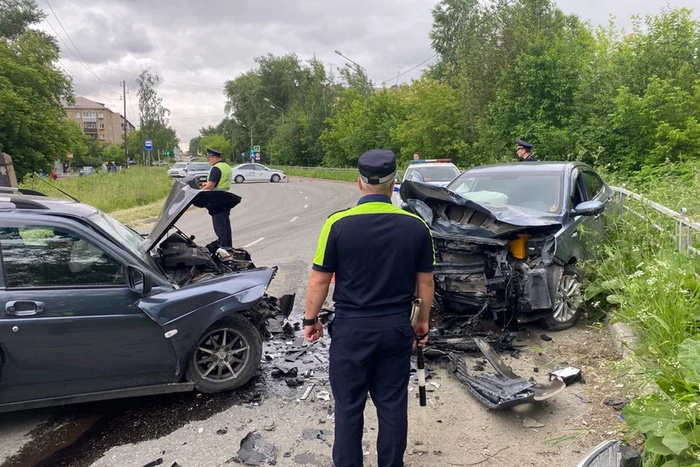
[136,68,178,163]
[0,0,82,180]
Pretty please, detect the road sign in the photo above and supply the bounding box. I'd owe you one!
[145,140,153,150]
[253,145,260,153]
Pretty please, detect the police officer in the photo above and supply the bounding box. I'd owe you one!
[516,139,538,161]
[303,149,435,467]
[201,148,233,248]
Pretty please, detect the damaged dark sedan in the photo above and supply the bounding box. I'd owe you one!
[0,180,293,412]
[400,162,613,330]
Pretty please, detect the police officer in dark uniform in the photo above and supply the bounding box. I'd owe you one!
[303,149,435,467]
[516,139,538,161]
[201,148,233,248]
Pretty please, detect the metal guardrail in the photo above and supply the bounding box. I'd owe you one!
[611,185,700,256]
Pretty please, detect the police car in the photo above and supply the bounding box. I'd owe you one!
[392,159,461,205]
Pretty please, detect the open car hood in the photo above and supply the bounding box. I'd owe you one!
[142,179,241,252]
[400,180,562,237]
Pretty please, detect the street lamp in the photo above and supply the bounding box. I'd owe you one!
[334,50,368,77]
[232,116,254,151]
[263,97,285,116]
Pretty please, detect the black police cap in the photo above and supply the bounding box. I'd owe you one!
[206,148,222,157]
[515,139,533,150]
[358,149,397,185]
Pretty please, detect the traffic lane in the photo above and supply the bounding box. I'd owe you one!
[175,179,358,300]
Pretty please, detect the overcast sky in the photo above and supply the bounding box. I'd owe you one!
[37,0,698,151]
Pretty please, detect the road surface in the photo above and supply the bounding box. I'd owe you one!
[0,179,626,467]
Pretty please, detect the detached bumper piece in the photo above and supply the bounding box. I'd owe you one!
[575,440,641,467]
[448,337,565,409]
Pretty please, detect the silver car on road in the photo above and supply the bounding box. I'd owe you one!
[231,163,286,183]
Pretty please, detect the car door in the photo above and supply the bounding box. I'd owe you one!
[0,219,177,404]
[239,164,256,181]
[556,168,602,262]
[251,164,266,181]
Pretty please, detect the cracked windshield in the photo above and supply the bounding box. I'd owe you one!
[1,0,699,466]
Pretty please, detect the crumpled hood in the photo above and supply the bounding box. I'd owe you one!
[400,181,562,237]
[142,179,241,252]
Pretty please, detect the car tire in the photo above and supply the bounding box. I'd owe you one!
[234,175,244,184]
[185,314,262,393]
[541,264,585,331]
[270,174,280,183]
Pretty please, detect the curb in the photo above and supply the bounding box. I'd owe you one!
[606,320,638,360]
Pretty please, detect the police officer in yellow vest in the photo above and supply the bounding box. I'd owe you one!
[201,148,233,248]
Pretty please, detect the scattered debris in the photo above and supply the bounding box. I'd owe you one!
[429,381,441,389]
[246,393,264,404]
[603,397,627,411]
[540,334,553,342]
[302,428,333,446]
[575,440,641,467]
[197,427,204,434]
[293,453,319,465]
[316,390,331,401]
[550,367,582,386]
[142,459,163,467]
[522,417,545,428]
[271,363,298,378]
[232,431,278,466]
[217,428,228,435]
[263,421,275,432]
[285,377,304,388]
[448,338,566,409]
[300,384,315,400]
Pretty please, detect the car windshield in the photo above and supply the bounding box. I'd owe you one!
[189,163,210,171]
[448,171,564,213]
[408,165,460,182]
[172,163,187,169]
[88,211,148,262]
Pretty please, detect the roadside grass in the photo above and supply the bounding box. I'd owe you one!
[585,204,700,465]
[20,167,173,213]
[271,165,358,182]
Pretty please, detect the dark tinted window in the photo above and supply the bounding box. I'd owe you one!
[239,164,254,170]
[0,226,124,288]
[581,171,603,198]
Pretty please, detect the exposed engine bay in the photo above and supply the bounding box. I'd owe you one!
[155,230,255,287]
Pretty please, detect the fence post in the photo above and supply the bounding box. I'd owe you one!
[678,208,689,254]
[618,183,627,215]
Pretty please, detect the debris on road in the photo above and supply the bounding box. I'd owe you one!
[522,417,545,428]
[550,366,583,386]
[142,459,163,467]
[263,421,276,432]
[232,431,277,466]
[316,390,331,401]
[540,333,553,342]
[448,337,566,409]
[603,397,627,411]
[270,363,298,378]
[302,429,333,446]
[300,384,315,400]
[575,440,641,467]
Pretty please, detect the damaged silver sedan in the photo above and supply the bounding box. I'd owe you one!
[400,162,613,330]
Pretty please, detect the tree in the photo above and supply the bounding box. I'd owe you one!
[0,0,82,180]
[198,134,231,161]
[136,67,178,163]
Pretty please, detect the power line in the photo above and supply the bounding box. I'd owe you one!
[380,53,438,85]
[44,0,120,96]
[90,64,224,91]
[56,59,115,102]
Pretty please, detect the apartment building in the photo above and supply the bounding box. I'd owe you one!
[63,97,136,145]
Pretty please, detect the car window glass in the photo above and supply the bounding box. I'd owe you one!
[239,164,253,170]
[581,171,603,198]
[572,174,586,206]
[414,166,460,182]
[254,165,266,170]
[0,226,125,288]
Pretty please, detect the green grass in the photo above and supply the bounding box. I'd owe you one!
[20,167,174,214]
[271,165,359,182]
[585,204,700,465]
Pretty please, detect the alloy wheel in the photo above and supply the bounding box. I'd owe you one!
[552,274,583,323]
[194,328,250,382]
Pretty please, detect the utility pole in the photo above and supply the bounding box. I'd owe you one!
[121,80,127,162]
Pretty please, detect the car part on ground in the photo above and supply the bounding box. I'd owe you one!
[448,337,566,409]
[575,440,641,467]
[399,162,613,331]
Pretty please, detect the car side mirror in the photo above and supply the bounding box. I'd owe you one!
[128,266,152,294]
[572,200,604,217]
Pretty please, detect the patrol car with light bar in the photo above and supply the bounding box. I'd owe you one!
[392,159,461,205]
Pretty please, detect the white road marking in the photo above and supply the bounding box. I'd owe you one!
[290,216,299,223]
[304,204,309,208]
[243,237,265,248]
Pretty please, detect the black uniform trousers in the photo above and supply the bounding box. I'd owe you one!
[329,312,413,467]
[210,209,232,248]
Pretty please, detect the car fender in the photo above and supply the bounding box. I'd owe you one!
[136,267,275,373]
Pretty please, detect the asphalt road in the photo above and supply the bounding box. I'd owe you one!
[0,178,360,467]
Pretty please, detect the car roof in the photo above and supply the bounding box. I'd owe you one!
[463,161,592,175]
[0,192,99,218]
[407,162,458,169]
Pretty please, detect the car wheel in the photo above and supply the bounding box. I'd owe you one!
[186,315,262,393]
[234,175,244,184]
[541,264,584,331]
[270,174,280,183]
